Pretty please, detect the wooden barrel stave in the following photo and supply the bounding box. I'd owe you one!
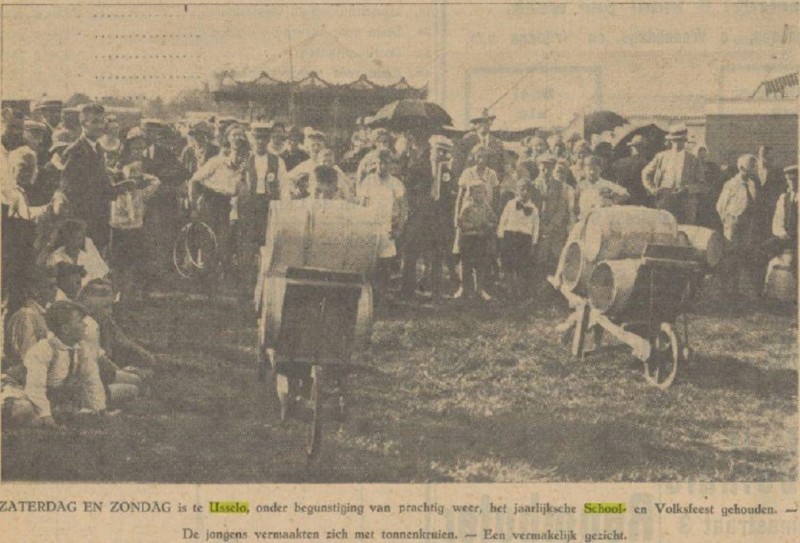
[583,206,678,263]
[677,225,724,268]
[588,259,644,316]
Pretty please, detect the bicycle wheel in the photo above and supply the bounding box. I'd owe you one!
[306,365,324,461]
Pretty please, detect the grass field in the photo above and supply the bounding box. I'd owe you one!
[2,280,797,483]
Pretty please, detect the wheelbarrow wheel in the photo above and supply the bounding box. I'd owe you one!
[306,365,324,461]
[643,322,681,389]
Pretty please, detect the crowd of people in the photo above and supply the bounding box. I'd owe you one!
[1,98,797,429]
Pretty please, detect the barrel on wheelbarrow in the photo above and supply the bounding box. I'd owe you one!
[257,200,381,356]
[260,277,374,353]
[582,206,678,263]
[261,199,382,277]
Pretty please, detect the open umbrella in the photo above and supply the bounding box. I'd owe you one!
[584,110,628,139]
[367,99,453,132]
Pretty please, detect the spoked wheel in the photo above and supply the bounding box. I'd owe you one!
[643,322,681,389]
[306,365,324,461]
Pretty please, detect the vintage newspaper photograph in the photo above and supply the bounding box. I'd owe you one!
[0,1,798,541]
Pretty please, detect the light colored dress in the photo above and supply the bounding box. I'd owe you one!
[360,172,406,258]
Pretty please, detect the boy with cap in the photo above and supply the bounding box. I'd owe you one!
[108,162,161,302]
[287,128,328,197]
[180,120,219,175]
[457,183,496,301]
[532,153,575,281]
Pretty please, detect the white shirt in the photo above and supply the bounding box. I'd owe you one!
[190,154,244,197]
[772,192,796,239]
[360,173,405,258]
[576,178,629,221]
[716,173,757,241]
[109,174,161,229]
[7,145,38,188]
[497,198,539,242]
[47,238,110,286]
[23,333,106,418]
[664,148,686,189]
[253,152,288,195]
[458,165,498,210]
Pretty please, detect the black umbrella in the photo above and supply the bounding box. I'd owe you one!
[584,110,628,138]
[612,123,668,162]
[367,99,453,132]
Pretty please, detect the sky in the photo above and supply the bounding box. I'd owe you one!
[2,2,797,129]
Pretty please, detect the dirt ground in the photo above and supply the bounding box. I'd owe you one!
[2,279,797,483]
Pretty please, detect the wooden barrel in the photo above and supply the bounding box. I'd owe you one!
[588,259,644,316]
[677,225,724,268]
[264,199,382,276]
[765,255,797,302]
[561,241,595,293]
[260,278,374,349]
[582,206,678,263]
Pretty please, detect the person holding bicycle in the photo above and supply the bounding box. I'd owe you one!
[187,126,251,298]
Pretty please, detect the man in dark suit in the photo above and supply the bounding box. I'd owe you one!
[610,135,650,206]
[451,109,505,183]
[60,103,116,252]
[751,144,787,290]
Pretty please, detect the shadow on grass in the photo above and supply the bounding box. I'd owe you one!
[684,355,798,398]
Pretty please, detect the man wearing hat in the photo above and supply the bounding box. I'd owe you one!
[641,122,706,223]
[32,99,63,166]
[610,134,650,206]
[31,129,72,208]
[397,131,451,299]
[8,120,46,194]
[452,108,505,185]
[59,103,117,252]
[140,119,190,278]
[532,152,575,280]
[716,154,760,301]
[180,120,219,176]
[237,121,289,298]
[751,145,788,283]
[287,128,328,197]
[767,165,799,285]
[281,126,309,172]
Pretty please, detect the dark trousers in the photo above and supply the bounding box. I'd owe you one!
[460,234,490,295]
[198,191,233,294]
[500,232,536,299]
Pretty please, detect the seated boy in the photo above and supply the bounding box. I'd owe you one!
[3,301,107,428]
